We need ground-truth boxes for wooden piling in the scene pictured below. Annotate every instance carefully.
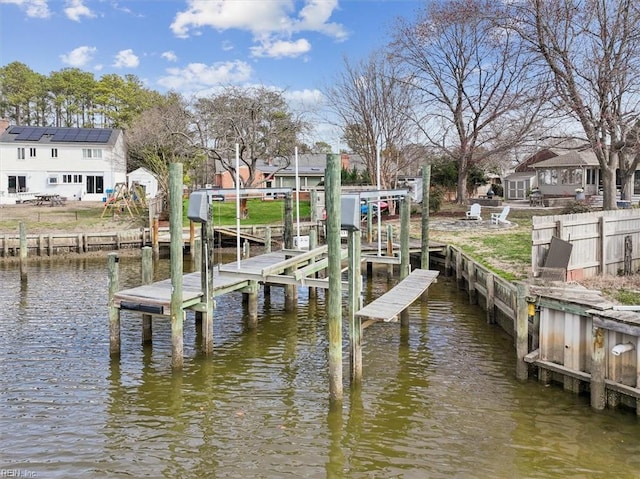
[400,196,411,328]
[386,224,394,280]
[245,281,259,328]
[348,228,363,383]
[108,253,120,356]
[141,246,153,345]
[200,214,213,355]
[486,273,495,324]
[467,259,477,305]
[152,216,160,259]
[19,222,27,280]
[326,153,343,401]
[421,164,431,270]
[515,282,529,381]
[189,220,196,259]
[284,193,297,311]
[309,227,318,300]
[169,163,184,369]
[591,325,606,410]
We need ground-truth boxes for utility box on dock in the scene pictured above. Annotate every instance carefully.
[187,190,209,223]
[341,194,360,231]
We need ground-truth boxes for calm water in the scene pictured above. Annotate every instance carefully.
[1,256,640,479]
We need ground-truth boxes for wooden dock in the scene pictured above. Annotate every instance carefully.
[356,268,440,322]
[113,246,344,315]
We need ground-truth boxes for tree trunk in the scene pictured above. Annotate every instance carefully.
[457,161,469,204]
[600,167,617,210]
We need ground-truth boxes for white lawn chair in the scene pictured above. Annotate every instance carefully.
[465,203,482,220]
[491,205,511,224]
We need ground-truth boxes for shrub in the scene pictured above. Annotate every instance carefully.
[561,200,592,214]
[429,186,445,213]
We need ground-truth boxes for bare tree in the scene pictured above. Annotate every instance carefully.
[126,93,198,200]
[326,51,419,189]
[510,0,640,209]
[194,86,307,189]
[391,0,549,204]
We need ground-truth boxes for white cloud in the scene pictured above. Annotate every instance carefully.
[170,0,347,59]
[64,0,95,21]
[0,0,50,18]
[157,60,253,92]
[60,45,96,67]
[113,49,139,68]
[250,38,311,59]
[161,51,178,62]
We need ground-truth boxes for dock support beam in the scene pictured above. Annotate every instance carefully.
[141,247,153,344]
[515,282,529,381]
[326,153,343,402]
[284,193,297,311]
[108,253,121,356]
[309,227,318,300]
[400,195,411,328]
[421,164,431,270]
[169,162,184,369]
[244,281,259,327]
[348,229,362,383]
[19,222,27,281]
[591,325,606,410]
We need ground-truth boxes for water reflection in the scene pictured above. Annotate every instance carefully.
[1,257,640,478]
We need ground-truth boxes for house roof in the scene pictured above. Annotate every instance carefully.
[504,171,535,181]
[0,125,120,146]
[532,149,599,168]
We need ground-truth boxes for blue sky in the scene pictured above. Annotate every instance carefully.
[0,0,424,145]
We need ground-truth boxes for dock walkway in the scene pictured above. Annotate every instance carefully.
[113,246,339,314]
[356,269,439,322]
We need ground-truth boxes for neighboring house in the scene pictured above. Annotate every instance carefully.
[532,149,600,197]
[127,167,159,198]
[0,125,126,204]
[504,148,565,200]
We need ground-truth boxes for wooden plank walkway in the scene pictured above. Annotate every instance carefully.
[113,247,342,315]
[113,270,250,315]
[356,269,439,322]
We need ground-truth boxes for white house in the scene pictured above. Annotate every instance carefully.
[0,125,126,204]
[127,167,159,199]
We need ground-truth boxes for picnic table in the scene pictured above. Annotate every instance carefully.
[35,194,65,206]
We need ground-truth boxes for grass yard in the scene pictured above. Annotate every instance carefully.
[189,198,312,226]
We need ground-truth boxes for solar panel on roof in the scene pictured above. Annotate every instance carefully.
[97,131,112,143]
[26,129,45,141]
[11,126,25,134]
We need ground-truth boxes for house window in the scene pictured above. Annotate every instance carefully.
[48,176,59,185]
[8,175,26,193]
[51,148,58,158]
[86,175,104,194]
[17,148,25,160]
[586,168,597,185]
[63,174,83,184]
[83,148,102,159]
[29,147,37,158]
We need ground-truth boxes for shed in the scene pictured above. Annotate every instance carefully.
[127,167,159,198]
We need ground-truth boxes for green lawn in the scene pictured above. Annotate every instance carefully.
[184,198,312,226]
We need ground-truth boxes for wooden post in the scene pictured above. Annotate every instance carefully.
[455,249,463,289]
[200,216,213,356]
[243,239,250,259]
[486,273,495,324]
[366,207,373,244]
[467,259,477,305]
[326,153,343,401]
[400,196,411,328]
[264,226,272,253]
[19,222,27,280]
[189,220,196,259]
[400,195,410,281]
[348,229,362,383]
[48,233,53,257]
[152,216,160,259]
[591,324,606,410]
[310,188,318,223]
[284,192,297,311]
[309,227,318,300]
[624,235,632,275]
[421,164,431,270]
[386,224,394,280]
[515,282,529,381]
[193,237,202,272]
[108,253,121,356]
[141,246,153,345]
[169,163,184,369]
[245,281,259,328]
[38,234,44,257]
